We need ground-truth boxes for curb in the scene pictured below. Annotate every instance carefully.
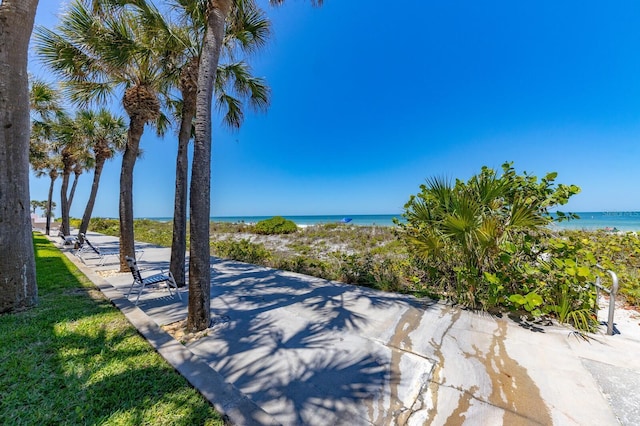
[61,247,280,426]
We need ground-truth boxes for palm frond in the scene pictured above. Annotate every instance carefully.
[225,1,271,56]
[62,80,114,107]
[216,93,244,129]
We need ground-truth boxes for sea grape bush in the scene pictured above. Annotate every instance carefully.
[558,230,640,306]
[254,216,298,235]
[397,162,603,331]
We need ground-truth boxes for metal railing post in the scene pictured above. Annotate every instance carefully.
[595,265,619,336]
[604,269,619,336]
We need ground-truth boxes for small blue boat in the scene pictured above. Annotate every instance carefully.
[340,217,353,223]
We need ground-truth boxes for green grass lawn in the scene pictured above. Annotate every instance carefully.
[0,233,223,425]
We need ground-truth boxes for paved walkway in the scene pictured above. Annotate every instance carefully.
[59,232,640,425]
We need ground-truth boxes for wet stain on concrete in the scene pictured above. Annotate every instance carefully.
[475,320,552,425]
[424,307,462,424]
[373,305,430,425]
[444,385,479,425]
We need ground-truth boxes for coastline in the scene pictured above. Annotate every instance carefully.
[136,212,640,231]
[145,214,404,227]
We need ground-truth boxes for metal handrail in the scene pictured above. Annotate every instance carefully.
[593,265,619,335]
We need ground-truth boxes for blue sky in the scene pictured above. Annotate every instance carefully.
[29,1,640,218]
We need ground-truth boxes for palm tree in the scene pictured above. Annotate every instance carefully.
[34,0,171,270]
[29,78,63,235]
[77,109,127,241]
[0,0,39,313]
[29,142,63,235]
[187,0,321,330]
[165,1,270,287]
[45,110,101,237]
[103,0,270,288]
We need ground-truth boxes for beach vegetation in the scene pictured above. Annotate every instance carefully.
[396,163,607,332]
[273,255,331,278]
[0,233,222,424]
[76,216,639,334]
[254,216,298,234]
[557,230,640,307]
[212,238,272,264]
[398,163,579,307]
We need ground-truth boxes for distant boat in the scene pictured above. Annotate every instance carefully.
[340,217,353,223]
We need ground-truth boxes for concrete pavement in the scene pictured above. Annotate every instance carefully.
[59,231,640,425]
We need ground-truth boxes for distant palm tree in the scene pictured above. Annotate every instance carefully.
[54,112,90,236]
[30,153,62,235]
[77,109,127,240]
[29,78,64,235]
[35,0,171,270]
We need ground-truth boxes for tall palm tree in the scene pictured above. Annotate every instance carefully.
[187,0,321,330]
[77,109,127,240]
[34,0,171,270]
[166,1,270,287]
[0,0,39,313]
[102,0,270,287]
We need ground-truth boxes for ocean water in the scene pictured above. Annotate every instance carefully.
[209,214,402,227]
[145,212,640,231]
[147,214,401,226]
[552,212,640,232]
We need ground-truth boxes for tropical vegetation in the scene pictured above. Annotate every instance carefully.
[396,163,606,331]
[34,0,171,270]
[76,204,639,335]
[32,0,284,332]
[29,78,63,235]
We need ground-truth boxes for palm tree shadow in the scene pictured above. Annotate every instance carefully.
[247,351,391,425]
[192,257,434,423]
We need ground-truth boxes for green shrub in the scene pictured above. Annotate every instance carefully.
[254,216,297,235]
[397,162,605,332]
[210,221,253,233]
[273,255,331,278]
[88,217,120,234]
[211,239,271,264]
[559,230,640,306]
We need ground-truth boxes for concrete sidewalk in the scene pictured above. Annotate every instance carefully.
[60,231,640,425]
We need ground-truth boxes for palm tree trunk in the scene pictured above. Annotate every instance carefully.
[170,97,196,287]
[46,173,56,235]
[188,0,232,332]
[119,117,144,271]
[68,171,81,211]
[0,0,39,314]
[79,157,106,241]
[60,170,71,236]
